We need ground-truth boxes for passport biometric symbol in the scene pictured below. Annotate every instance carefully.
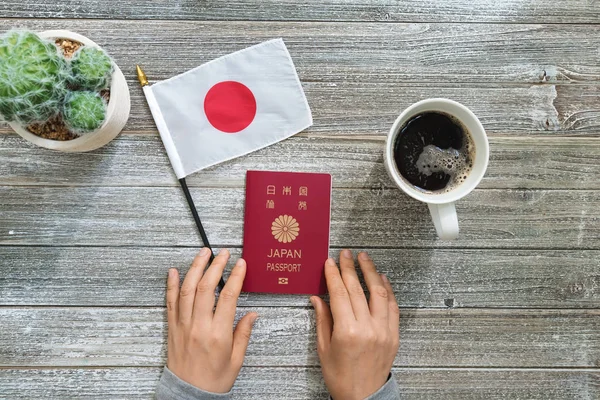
[271,214,300,243]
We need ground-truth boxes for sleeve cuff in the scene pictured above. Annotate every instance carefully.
[365,373,400,400]
[156,366,232,400]
[330,373,400,400]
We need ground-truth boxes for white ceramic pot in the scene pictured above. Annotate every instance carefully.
[9,30,131,152]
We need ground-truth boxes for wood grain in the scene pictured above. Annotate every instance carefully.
[2,3,600,400]
[0,82,581,136]
[2,134,599,190]
[1,186,598,248]
[0,367,598,399]
[4,82,599,138]
[2,20,600,86]
[117,83,600,135]
[1,246,599,308]
[1,21,600,134]
[2,0,600,23]
[1,307,599,368]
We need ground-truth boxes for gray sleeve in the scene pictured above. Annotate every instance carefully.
[365,374,400,400]
[156,367,231,400]
[330,374,400,400]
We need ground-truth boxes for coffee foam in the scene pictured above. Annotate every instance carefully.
[415,135,474,194]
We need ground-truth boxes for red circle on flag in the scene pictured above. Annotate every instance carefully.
[204,81,257,133]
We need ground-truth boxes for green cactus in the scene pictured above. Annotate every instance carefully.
[70,46,113,90]
[62,91,106,134]
[0,30,68,124]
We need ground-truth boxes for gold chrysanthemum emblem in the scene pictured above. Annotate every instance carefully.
[271,215,300,243]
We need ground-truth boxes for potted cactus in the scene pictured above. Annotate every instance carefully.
[0,29,130,152]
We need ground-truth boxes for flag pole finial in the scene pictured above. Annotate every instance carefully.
[136,65,149,87]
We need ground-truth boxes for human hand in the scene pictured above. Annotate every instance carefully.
[166,248,258,393]
[310,250,399,400]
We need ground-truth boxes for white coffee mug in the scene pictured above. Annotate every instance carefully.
[384,99,489,240]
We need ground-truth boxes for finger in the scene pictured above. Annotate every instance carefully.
[179,247,211,324]
[192,249,230,321]
[231,312,258,367]
[381,274,400,335]
[358,252,388,323]
[338,249,370,319]
[310,296,333,352]
[214,258,246,328]
[166,268,180,327]
[324,258,355,321]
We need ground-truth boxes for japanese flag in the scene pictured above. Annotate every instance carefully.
[143,39,312,179]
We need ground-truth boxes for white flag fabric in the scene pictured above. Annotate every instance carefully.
[143,39,312,179]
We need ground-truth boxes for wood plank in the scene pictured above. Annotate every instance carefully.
[2,20,600,86]
[1,79,597,137]
[1,367,598,400]
[0,82,580,135]
[1,307,598,367]
[2,21,600,134]
[1,247,599,308]
[2,0,600,23]
[2,134,599,190]
[1,186,598,249]
[392,368,600,400]
[114,82,600,135]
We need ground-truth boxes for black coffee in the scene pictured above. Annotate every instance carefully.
[393,112,475,193]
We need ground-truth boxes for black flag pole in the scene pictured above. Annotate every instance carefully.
[179,178,226,291]
[137,64,225,291]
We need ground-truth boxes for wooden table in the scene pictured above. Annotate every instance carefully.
[1,1,599,399]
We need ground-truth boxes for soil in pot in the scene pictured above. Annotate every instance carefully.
[26,38,111,141]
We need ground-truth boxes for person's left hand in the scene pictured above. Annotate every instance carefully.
[166,248,258,393]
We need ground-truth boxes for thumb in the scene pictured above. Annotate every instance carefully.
[232,312,258,366]
[310,296,333,353]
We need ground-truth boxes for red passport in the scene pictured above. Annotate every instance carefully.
[242,170,332,295]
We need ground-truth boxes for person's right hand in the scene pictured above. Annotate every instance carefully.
[166,248,258,393]
[310,250,400,400]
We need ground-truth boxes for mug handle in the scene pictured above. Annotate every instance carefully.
[428,203,459,240]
